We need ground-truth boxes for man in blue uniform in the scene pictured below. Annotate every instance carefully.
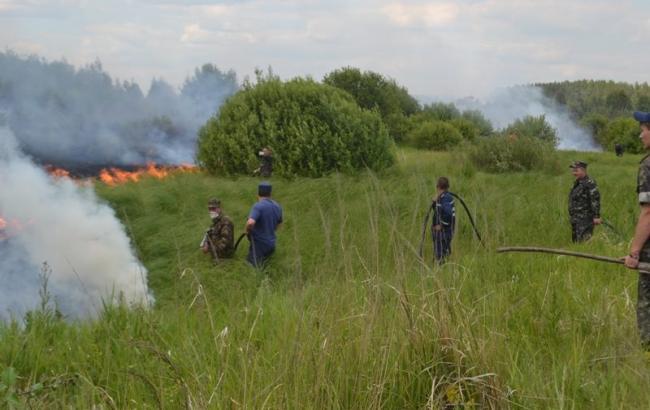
[432,177,456,263]
[246,181,283,267]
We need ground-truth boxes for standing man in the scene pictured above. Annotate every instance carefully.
[432,177,456,263]
[253,147,273,177]
[624,111,650,347]
[201,198,235,262]
[568,161,601,242]
[246,182,283,267]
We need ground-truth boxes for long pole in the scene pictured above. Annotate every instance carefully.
[497,246,650,274]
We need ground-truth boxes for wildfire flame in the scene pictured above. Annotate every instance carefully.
[0,215,33,240]
[42,162,197,186]
[99,162,197,186]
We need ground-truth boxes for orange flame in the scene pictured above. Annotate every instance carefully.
[45,165,71,179]
[0,215,34,240]
[99,162,197,186]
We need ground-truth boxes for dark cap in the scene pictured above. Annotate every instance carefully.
[207,198,221,208]
[569,161,587,169]
[634,111,650,123]
[258,181,272,196]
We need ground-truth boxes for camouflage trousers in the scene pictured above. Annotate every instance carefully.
[638,272,650,347]
[570,220,593,243]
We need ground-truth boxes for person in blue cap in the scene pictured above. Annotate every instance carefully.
[245,181,283,267]
[624,111,650,347]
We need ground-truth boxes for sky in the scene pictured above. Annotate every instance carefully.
[1,0,649,99]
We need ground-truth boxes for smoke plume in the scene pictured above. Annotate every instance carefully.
[0,127,151,320]
[0,51,238,169]
[457,85,600,151]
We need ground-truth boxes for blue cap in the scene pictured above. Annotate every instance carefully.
[258,181,272,196]
[634,111,650,123]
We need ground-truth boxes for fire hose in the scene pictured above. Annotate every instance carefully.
[418,192,484,259]
[497,246,650,274]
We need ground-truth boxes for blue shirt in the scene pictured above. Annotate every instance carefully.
[434,191,456,231]
[248,198,283,247]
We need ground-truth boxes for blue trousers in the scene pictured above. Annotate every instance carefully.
[433,228,453,263]
[247,239,275,268]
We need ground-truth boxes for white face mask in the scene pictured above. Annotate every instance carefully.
[209,211,220,219]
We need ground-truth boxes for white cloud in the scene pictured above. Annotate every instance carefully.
[381,2,459,27]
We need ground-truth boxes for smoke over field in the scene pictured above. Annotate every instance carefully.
[457,86,600,151]
[0,127,151,319]
[0,51,238,169]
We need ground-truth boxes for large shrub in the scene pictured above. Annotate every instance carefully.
[197,76,395,177]
[601,117,642,154]
[467,135,560,173]
[503,115,558,146]
[407,120,462,150]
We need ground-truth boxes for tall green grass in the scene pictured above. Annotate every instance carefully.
[1,148,649,408]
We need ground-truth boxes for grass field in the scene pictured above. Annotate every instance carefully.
[1,148,649,408]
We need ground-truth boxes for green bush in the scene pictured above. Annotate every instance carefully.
[601,117,642,153]
[503,115,558,146]
[467,135,560,173]
[461,109,493,136]
[196,76,395,177]
[450,118,479,142]
[407,120,462,150]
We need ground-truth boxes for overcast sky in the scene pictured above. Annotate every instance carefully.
[2,0,649,99]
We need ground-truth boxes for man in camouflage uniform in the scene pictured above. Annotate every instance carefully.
[201,198,235,262]
[624,111,650,347]
[254,147,273,178]
[568,161,601,242]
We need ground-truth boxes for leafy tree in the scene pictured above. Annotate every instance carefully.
[419,102,460,121]
[503,115,558,146]
[601,118,642,153]
[605,89,632,114]
[450,118,479,142]
[467,135,559,173]
[323,67,419,140]
[407,120,462,150]
[461,109,493,136]
[581,113,609,145]
[637,95,650,112]
[197,76,394,177]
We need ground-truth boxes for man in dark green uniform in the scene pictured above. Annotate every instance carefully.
[624,111,650,347]
[568,161,601,242]
[201,198,235,262]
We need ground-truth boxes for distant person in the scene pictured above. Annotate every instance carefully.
[246,182,283,267]
[201,198,235,262]
[624,111,650,347]
[615,143,624,157]
[432,177,456,263]
[568,161,601,242]
[253,147,273,177]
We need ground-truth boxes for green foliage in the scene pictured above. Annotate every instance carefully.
[450,118,479,142]
[4,150,650,407]
[323,67,420,141]
[581,113,609,144]
[419,102,460,121]
[503,115,559,146]
[637,95,650,112]
[408,120,463,150]
[601,117,642,154]
[197,75,395,177]
[605,89,633,114]
[323,67,420,118]
[466,135,561,173]
[461,109,493,136]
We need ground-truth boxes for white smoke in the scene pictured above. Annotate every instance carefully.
[457,85,600,151]
[0,51,238,169]
[0,127,151,320]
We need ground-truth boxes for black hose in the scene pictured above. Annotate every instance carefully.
[418,202,434,258]
[448,192,485,247]
[233,232,248,253]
